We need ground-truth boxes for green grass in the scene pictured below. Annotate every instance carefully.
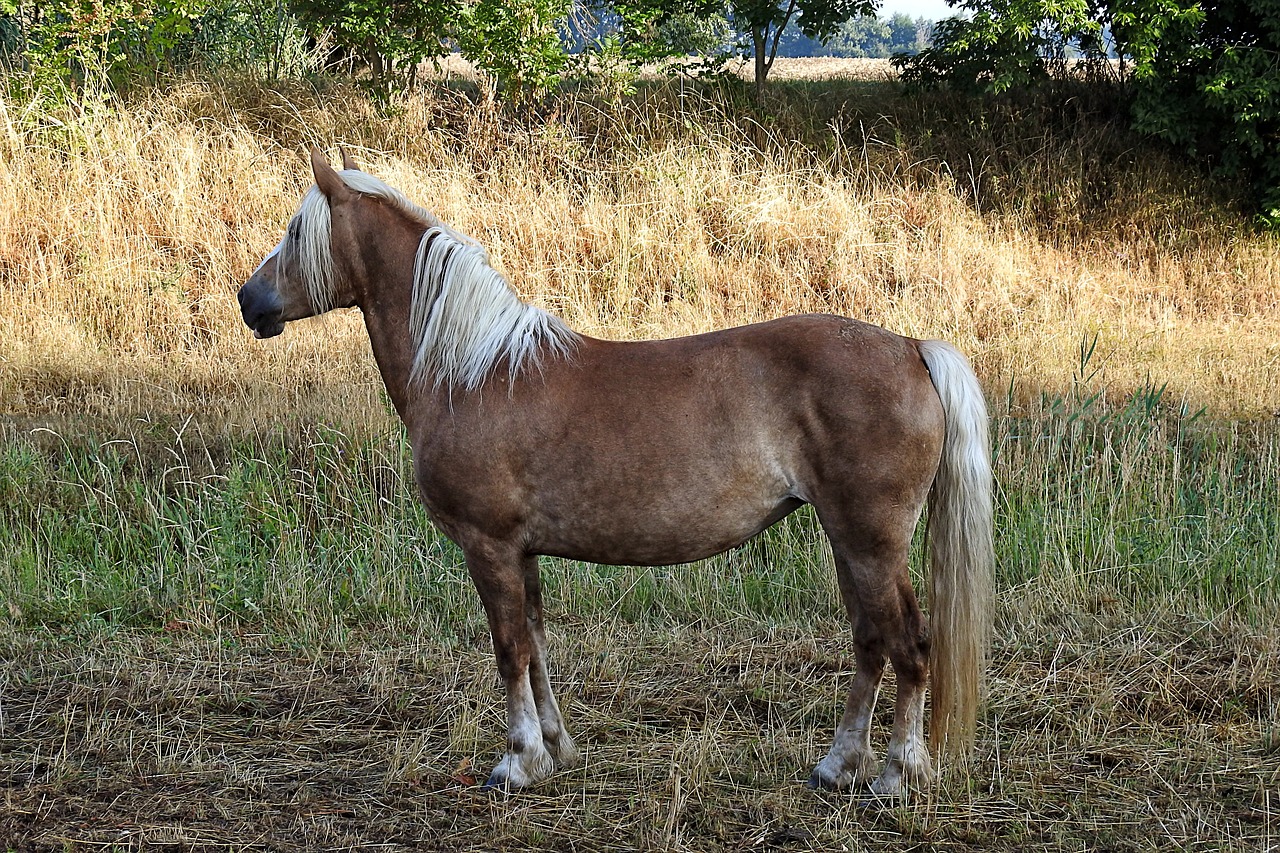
[996,388,1280,620]
[4,381,1277,640]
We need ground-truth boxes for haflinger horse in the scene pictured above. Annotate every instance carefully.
[238,147,994,795]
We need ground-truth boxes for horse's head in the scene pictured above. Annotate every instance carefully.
[238,146,361,339]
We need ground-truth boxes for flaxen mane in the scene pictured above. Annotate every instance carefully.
[282,170,579,390]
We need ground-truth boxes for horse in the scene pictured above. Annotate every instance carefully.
[238,147,994,794]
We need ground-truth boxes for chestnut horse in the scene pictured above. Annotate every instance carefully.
[238,148,994,794]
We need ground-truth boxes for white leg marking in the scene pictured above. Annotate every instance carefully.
[812,681,881,789]
[872,689,934,796]
[490,670,556,789]
[529,629,579,768]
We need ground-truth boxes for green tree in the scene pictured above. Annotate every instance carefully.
[604,0,875,98]
[826,12,927,57]
[1122,0,1280,223]
[288,0,456,90]
[895,0,1280,223]
[829,11,891,56]
[1,0,208,96]
[600,0,732,68]
[885,11,925,52]
[826,12,926,57]
[733,0,875,98]
[895,0,1107,92]
[190,0,322,80]
[454,0,573,103]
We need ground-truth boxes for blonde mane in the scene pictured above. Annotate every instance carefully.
[284,169,579,391]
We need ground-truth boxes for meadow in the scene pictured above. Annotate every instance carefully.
[1,63,1278,849]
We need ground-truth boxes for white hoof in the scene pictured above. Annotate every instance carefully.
[871,756,933,797]
[546,730,580,769]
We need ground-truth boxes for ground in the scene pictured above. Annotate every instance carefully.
[2,608,1275,851]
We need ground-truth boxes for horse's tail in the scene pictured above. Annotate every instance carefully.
[918,339,994,759]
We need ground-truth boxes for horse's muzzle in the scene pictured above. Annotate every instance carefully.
[237,278,285,339]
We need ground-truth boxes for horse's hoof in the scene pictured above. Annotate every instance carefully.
[480,774,511,794]
[807,766,852,791]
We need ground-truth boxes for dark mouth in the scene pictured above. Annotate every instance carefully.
[252,321,286,339]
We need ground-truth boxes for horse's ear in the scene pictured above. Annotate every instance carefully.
[340,146,360,171]
[309,145,352,202]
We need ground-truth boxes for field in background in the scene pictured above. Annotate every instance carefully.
[1,68,1279,849]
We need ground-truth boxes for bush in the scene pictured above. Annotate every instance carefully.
[895,0,1280,225]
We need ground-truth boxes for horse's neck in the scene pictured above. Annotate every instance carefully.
[362,296,417,421]
[356,219,427,423]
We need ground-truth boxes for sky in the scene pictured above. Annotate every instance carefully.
[875,0,961,20]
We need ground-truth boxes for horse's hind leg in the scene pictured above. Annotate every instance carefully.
[812,533,934,795]
[463,543,556,790]
[523,555,579,768]
[865,571,933,796]
[809,600,886,790]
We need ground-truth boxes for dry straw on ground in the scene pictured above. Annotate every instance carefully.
[2,610,1277,850]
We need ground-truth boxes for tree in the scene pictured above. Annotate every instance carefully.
[894,0,1108,93]
[885,11,926,53]
[454,0,573,103]
[289,0,456,90]
[0,0,209,96]
[894,0,1280,224]
[1122,0,1280,223]
[604,0,875,99]
[825,12,927,57]
[732,0,875,98]
[829,13,891,56]
[600,0,733,68]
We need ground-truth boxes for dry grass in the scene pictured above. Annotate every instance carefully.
[428,55,902,83]
[762,57,901,81]
[1,76,1278,434]
[2,610,1276,850]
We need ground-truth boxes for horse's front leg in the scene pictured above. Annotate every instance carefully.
[464,543,556,790]
[522,555,579,769]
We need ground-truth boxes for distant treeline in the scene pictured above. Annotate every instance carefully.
[761,13,932,58]
[0,1,933,101]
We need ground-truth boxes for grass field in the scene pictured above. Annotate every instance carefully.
[2,61,1279,849]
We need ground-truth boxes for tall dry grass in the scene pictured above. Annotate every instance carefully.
[1,75,1277,433]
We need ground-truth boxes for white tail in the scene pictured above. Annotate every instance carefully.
[918,339,994,757]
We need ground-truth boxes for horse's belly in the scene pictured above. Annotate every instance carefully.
[533,491,803,567]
